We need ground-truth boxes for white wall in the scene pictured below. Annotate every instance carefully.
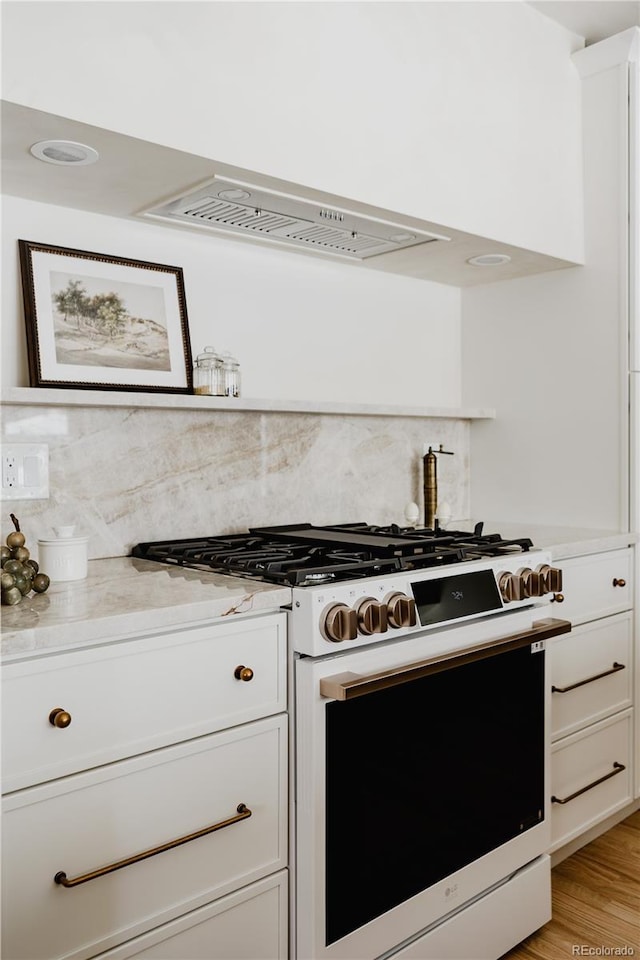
[1,1,584,263]
[462,63,628,531]
[1,195,461,405]
[462,266,626,529]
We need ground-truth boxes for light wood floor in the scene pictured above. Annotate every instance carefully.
[501,811,640,960]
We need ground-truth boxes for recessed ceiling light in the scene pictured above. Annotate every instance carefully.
[389,232,416,243]
[218,188,251,201]
[30,140,99,166]
[467,253,512,267]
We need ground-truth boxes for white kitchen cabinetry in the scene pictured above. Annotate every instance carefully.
[573,27,640,801]
[549,548,635,853]
[2,614,286,794]
[1,612,288,960]
[552,550,633,626]
[631,55,640,375]
[92,874,288,960]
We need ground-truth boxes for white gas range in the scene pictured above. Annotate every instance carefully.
[134,521,571,960]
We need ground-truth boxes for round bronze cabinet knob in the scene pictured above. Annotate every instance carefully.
[550,593,565,603]
[234,665,254,682]
[612,578,626,588]
[49,708,72,729]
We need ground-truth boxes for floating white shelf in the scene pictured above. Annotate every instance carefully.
[1,387,495,420]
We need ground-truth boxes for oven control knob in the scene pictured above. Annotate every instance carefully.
[499,572,526,602]
[517,567,543,598]
[322,603,358,643]
[355,597,389,635]
[385,592,417,629]
[536,564,563,594]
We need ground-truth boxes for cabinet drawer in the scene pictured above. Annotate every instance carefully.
[550,612,633,741]
[96,872,288,960]
[1,715,287,960]
[2,612,286,791]
[556,549,632,625]
[550,710,633,852]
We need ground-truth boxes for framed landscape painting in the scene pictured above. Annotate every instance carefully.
[18,241,193,393]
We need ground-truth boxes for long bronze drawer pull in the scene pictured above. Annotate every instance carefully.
[551,763,625,805]
[552,662,625,694]
[54,803,252,889]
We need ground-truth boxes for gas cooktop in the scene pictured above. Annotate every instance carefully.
[132,521,534,587]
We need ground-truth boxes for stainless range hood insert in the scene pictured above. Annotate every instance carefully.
[142,177,450,260]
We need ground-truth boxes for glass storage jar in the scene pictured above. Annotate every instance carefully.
[221,353,241,397]
[193,347,223,396]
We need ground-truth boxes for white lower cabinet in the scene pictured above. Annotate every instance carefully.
[555,549,632,626]
[549,548,635,855]
[1,612,288,960]
[95,872,288,960]
[2,613,286,793]
[550,612,633,741]
[550,710,633,850]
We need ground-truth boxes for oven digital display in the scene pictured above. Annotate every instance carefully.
[411,569,502,625]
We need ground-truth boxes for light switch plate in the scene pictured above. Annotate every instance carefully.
[1,443,49,500]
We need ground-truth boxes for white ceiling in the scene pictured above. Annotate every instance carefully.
[528,1,640,43]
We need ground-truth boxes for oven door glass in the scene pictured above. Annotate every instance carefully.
[325,641,545,946]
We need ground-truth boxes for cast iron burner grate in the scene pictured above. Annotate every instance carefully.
[325,521,534,556]
[132,522,534,587]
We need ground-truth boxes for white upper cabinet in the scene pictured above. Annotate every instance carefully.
[631,59,640,373]
[573,29,640,373]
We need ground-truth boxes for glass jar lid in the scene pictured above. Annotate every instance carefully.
[220,351,239,367]
[195,346,222,367]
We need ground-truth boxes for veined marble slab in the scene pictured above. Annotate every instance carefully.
[1,557,291,661]
[0,402,471,561]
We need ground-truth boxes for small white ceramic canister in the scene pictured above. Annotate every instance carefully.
[38,526,89,582]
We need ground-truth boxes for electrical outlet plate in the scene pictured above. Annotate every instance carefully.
[1,443,49,500]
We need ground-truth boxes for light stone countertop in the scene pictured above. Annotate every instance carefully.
[1,557,292,662]
[478,520,637,560]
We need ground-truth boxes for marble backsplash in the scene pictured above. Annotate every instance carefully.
[1,403,470,560]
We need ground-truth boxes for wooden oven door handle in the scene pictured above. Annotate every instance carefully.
[320,618,572,701]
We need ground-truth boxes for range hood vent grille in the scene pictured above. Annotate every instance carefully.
[143,178,449,260]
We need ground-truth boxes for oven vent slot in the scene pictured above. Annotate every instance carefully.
[142,178,449,260]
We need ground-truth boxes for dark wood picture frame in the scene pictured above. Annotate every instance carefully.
[19,240,193,393]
